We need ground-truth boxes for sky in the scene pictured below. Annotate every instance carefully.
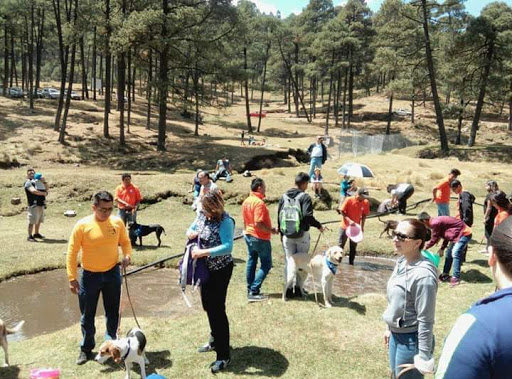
[244,0,512,18]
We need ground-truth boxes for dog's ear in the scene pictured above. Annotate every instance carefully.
[110,345,122,363]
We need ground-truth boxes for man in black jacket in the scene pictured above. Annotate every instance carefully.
[278,172,325,298]
[307,136,327,181]
[450,180,475,263]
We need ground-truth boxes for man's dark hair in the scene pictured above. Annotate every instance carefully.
[295,172,310,186]
[93,191,114,206]
[450,179,462,189]
[27,168,35,173]
[490,217,512,276]
[251,178,265,192]
[450,169,461,177]
[122,173,131,180]
[199,170,210,179]
[417,212,431,221]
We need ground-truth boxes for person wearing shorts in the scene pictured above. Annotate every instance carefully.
[24,168,48,242]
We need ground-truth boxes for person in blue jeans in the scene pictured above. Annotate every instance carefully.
[383,219,438,379]
[242,178,279,302]
[307,136,327,181]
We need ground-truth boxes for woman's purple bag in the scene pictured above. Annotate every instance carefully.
[178,238,209,307]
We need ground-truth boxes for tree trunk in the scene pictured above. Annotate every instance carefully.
[80,36,88,99]
[348,49,354,127]
[59,41,77,143]
[35,8,44,90]
[157,0,169,151]
[243,46,252,132]
[456,95,463,145]
[92,27,97,100]
[52,0,69,132]
[146,50,152,130]
[194,59,200,136]
[10,33,17,87]
[293,43,299,117]
[104,0,111,138]
[334,69,342,128]
[118,49,126,146]
[2,25,8,96]
[325,52,335,135]
[127,50,131,133]
[28,4,35,110]
[386,92,393,135]
[342,68,348,129]
[411,92,415,124]
[257,40,270,133]
[421,0,448,152]
[468,40,494,147]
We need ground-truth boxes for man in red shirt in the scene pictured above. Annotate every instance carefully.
[338,187,370,265]
[114,173,142,225]
[432,168,460,216]
[242,178,279,302]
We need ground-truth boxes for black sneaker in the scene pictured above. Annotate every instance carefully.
[27,236,37,242]
[285,287,295,299]
[197,343,215,353]
[76,351,92,365]
[247,293,268,302]
[439,273,451,283]
[210,359,230,373]
[33,233,45,239]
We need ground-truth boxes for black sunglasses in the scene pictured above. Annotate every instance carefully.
[392,231,414,242]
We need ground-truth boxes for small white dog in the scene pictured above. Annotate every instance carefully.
[283,246,343,308]
[95,327,149,379]
[0,319,25,367]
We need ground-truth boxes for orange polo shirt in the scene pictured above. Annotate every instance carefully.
[114,183,142,209]
[494,210,510,227]
[434,178,451,204]
[340,196,370,229]
[242,191,272,240]
[66,215,132,281]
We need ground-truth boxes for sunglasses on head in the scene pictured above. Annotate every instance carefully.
[392,231,414,242]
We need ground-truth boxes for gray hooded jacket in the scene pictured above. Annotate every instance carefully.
[382,256,438,359]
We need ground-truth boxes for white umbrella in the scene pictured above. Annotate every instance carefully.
[337,162,374,178]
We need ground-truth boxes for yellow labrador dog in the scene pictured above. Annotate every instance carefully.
[0,319,25,367]
[283,246,343,307]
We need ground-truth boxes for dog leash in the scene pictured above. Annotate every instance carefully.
[122,265,142,329]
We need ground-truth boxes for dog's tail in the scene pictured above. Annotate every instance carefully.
[6,320,24,334]
[377,216,387,224]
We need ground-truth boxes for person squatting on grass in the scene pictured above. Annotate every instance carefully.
[491,190,512,228]
[307,135,327,181]
[242,178,279,302]
[337,187,370,265]
[66,191,132,365]
[418,212,472,287]
[383,219,438,379]
[24,168,48,242]
[432,168,460,216]
[435,217,512,378]
[114,173,142,225]
[483,180,499,252]
[387,183,415,215]
[187,190,234,374]
[278,172,325,299]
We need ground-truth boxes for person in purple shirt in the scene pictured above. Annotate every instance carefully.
[417,212,472,287]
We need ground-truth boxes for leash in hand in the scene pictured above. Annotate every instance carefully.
[122,265,141,329]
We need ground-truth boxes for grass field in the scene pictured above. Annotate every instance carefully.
[0,91,511,378]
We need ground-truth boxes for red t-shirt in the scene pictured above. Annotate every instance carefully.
[434,178,451,204]
[114,184,142,209]
[495,210,510,227]
[242,192,272,240]
[340,196,370,229]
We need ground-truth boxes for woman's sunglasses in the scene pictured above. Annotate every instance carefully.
[392,231,414,242]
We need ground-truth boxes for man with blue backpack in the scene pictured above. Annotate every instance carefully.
[278,172,325,299]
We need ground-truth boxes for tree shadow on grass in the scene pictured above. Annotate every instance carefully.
[463,269,492,284]
[99,349,172,376]
[229,346,288,377]
[467,259,488,268]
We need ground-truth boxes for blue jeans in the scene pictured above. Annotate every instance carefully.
[309,157,323,180]
[442,234,472,279]
[118,209,137,225]
[245,235,272,295]
[389,331,423,379]
[436,203,450,216]
[78,265,122,352]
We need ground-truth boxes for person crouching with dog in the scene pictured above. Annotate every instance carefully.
[383,219,438,379]
[114,173,142,225]
[186,190,234,373]
[66,191,132,365]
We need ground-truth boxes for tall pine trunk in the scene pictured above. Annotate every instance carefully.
[257,40,270,133]
[2,25,8,96]
[92,27,97,100]
[146,50,152,130]
[157,0,169,151]
[243,47,252,132]
[104,0,111,138]
[35,8,44,90]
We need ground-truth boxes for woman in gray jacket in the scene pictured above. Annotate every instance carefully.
[383,219,438,378]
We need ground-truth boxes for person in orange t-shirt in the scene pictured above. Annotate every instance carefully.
[338,187,370,265]
[491,191,511,228]
[114,173,142,225]
[66,191,132,365]
[432,168,460,216]
[242,178,279,301]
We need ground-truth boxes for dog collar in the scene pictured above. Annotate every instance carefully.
[122,339,131,360]
[325,256,338,275]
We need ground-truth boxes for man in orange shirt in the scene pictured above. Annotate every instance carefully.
[432,169,460,216]
[338,187,370,265]
[66,191,132,365]
[114,173,142,225]
[242,178,279,302]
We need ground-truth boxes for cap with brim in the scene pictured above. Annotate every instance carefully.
[346,223,363,243]
[357,187,369,198]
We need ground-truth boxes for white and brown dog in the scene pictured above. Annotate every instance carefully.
[95,327,149,379]
[0,319,25,367]
[283,246,344,307]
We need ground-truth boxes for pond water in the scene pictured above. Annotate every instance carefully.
[0,256,395,340]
